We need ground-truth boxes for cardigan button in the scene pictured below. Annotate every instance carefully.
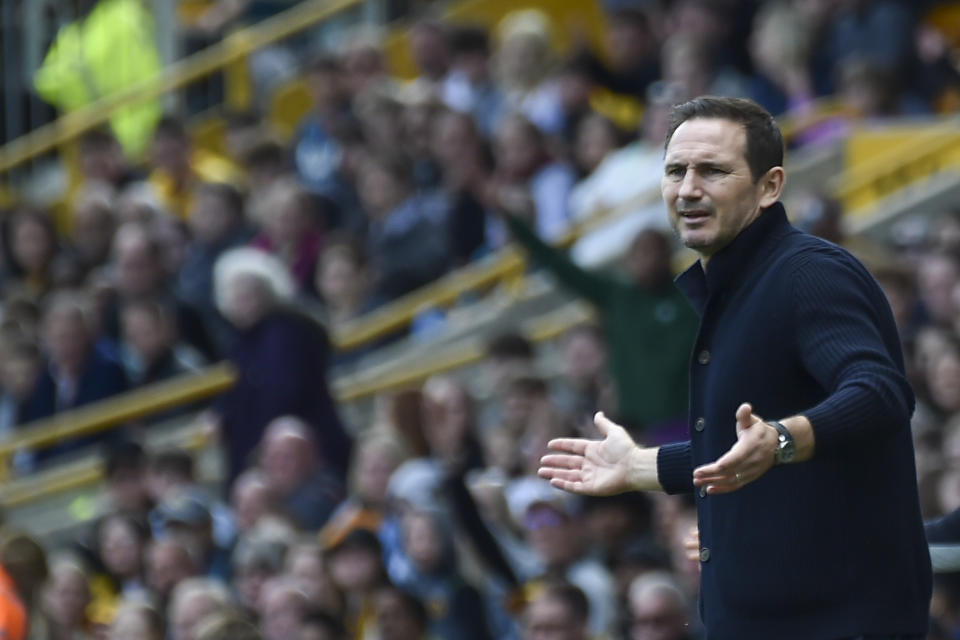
[700,547,711,562]
[697,349,711,365]
[699,486,707,498]
[694,417,705,432]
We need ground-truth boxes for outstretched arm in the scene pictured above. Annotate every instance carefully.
[538,412,663,495]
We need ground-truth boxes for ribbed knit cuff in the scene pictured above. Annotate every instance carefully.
[657,441,694,495]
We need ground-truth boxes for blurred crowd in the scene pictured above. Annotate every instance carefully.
[1,0,960,639]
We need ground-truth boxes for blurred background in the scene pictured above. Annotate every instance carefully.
[0,0,958,638]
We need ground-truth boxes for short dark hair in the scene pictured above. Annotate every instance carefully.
[449,25,490,55]
[195,181,245,219]
[149,448,195,481]
[104,440,146,479]
[302,610,347,638]
[486,332,535,360]
[536,581,590,625]
[154,116,189,142]
[664,96,783,182]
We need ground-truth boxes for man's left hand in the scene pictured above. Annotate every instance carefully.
[692,403,778,494]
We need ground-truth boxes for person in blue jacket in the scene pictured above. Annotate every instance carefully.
[539,96,931,639]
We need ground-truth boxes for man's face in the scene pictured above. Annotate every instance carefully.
[662,118,769,260]
[629,592,688,640]
[524,594,585,640]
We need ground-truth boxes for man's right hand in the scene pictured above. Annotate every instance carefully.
[538,412,660,495]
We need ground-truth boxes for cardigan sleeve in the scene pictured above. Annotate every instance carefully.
[791,254,914,452]
[657,441,694,494]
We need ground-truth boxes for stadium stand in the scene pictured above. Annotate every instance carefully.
[0,0,959,638]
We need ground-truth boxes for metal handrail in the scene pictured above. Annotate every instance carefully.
[0,363,236,462]
[0,0,365,176]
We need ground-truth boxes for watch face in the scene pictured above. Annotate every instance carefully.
[777,438,796,463]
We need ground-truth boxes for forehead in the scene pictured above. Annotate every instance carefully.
[664,118,747,165]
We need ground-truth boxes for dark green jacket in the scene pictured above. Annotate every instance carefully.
[507,215,697,432]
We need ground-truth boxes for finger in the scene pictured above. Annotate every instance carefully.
[539,454,584,471]
[548,478,585,493]
[547,438,589,455]
[539,468,584,483]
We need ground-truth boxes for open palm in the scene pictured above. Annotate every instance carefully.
[538,412,639,496]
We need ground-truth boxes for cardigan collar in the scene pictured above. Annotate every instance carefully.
[675,202,790,314]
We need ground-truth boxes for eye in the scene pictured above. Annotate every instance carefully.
[665,166,684,178]
[703,166,727,176]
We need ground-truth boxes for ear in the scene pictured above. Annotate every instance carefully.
[757,166,786,209]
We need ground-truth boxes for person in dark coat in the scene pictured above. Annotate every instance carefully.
[22,290,129,465]
[539,97,931,639]
[211,247,351,484]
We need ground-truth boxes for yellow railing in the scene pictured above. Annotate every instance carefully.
[0,363,237,479]
[0,0,365,176]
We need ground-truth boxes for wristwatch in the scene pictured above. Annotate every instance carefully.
[768,421,796,465]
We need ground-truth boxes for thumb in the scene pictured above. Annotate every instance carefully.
[594,411,621,438]
[735,403,755,434]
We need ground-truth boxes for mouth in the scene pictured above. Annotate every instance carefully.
[678,209,712,223]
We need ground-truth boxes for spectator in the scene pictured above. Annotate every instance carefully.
[300,609,347,640]
[250,178,324,295]
[294,55,353,200]
[177,181,252,355]
[430,109,493,263]
[408,20,452,96]
[421,376,485,472]
[627,571,696,640]
[550,325,616,429]
[212,248,351,482]
[313,240,376,330]
[192,611,262,640]
[494,10,565,136]
[571,113,623,179]
[146,448,235,549]
[258,416,345,532]
[107,222,217,360]
[99,440,151,518]
[120,299,205,387]
[108,600,165,640]
[230,470,279,536]
[92,512,151,608]
[358,153,451,301]
[232,536,288,618]
[70,184,119,273]
[146,537,200,609]
[919,252,959,329]
[77,128,141,192]
[284,543,343,618]
[487,113,576,243]
[167,578,232,640]
[259,577,309,640]
[442,25,505,136]
[321,430,408,551]
[522,581,590,640]
[0,528,47,640]
[502,212,697,438]
[42,557,94,640]
[0,335,41,441]
[147,117,240,221]
[21,290,128,462]
[154,492,231,583]
[513,484,616,636]
[324,529,388,637]
[371,585,430,640]
[5,208,58,300]
[573,7,661,100]
[745,1,815,117]
[389,508,492,640]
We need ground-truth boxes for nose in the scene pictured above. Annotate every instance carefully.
[678,170,702,200]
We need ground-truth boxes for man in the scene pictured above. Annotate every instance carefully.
[628,571,696,640]
[503,214,697,438]
[523,581,590,640]
[539,96,931,639]
[258,416,344,532]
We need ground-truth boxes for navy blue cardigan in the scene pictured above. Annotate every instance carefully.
[657,204,931,639]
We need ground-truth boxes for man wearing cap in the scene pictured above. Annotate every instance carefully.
[155,491,231,582]
[539,97,931,639]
